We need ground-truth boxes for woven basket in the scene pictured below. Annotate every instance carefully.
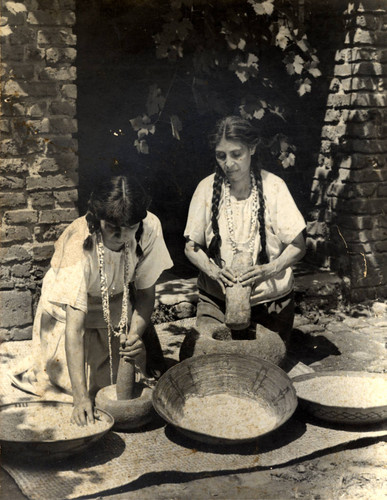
[153,353,297,445]
[0,401,114,462]
[293,371,387,425]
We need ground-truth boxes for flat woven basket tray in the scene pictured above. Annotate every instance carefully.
[292,371,387,425]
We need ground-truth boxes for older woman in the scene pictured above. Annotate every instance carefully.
[184,116,306,346]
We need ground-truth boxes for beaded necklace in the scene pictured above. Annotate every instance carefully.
[96,232,131,384]
[224,171,258,256]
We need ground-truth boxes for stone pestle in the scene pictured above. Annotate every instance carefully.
[225,251,253,330]
[115,357,135,400]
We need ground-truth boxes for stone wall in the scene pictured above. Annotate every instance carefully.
[306,0,387,302]
[0,0,78,341]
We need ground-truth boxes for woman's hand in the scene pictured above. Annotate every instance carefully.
[208,261,236,294]
[71,395,95,426]
[238,262,278,287]
[119,333,144,361]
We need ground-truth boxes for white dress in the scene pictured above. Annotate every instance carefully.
[184,170,306,305]
[11,213,173,399]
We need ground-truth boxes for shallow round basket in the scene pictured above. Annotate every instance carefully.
[0,401,114,462]
[153,353,297,445]
[292,371,387,425]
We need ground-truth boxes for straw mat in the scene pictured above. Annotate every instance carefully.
[1,342,386,500]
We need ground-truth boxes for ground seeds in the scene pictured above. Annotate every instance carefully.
[179,393,277,440]
[0,405,110,441]
[294,375,387,408]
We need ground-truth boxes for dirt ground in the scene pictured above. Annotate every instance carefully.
[1,296,386,500]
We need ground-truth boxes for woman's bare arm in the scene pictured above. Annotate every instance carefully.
[65,305,95,426]
[184,239,236,294]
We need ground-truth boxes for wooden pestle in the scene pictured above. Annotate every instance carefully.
[225,251,253,330]
[116,357,135,400]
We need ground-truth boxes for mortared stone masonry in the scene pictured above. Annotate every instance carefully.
[0,0,78,341]
[307,0,387,302]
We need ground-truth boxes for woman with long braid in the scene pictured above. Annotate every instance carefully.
[184,116,306,346]
[10,172,173,425]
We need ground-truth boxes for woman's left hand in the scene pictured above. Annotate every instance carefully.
[119,333,144,360]
[238,262,278,287]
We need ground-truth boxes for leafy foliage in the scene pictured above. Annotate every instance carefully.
[129,0,321,168]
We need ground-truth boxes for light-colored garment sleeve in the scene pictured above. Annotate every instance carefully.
[45,217,91,314]
[270,176,306,245]
[184,175,213,247]
[135,212,173,290]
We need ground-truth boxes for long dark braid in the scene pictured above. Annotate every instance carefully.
[208,165,225,266]
[252,164,269,264]
[208,115,269,266]
[135,221,144,258]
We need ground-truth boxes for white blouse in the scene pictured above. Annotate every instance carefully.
[184,170,306,304]
[40,213,173,326]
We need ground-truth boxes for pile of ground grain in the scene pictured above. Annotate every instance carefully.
[179,393,278,440]
[294,375,387,408]
[0,405,110,441]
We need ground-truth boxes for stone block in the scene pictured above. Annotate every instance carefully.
[343,182,378,198]
[0,290,32,328]
[27,10,75,26]
[0,177,25,190]
[9,26,36,46]
[0,326,33,341]
[30,192,55,209]
[48,117,77,134]
[26,102,47,117]
[1,44,24,61]
[49,99,76,115]
[53,189,78,205]
[0,139,21,155]
[46,47,77,64]
[0,192,26,209]
[26,174,77,191]
[34,223,67,242]
[0,245,30,264]
[4,210,38,225]
[46,136,78,155]
[9,63,35,80]
[0,225,32,243]
[11,262,33,278]
[171,301,196,320]
[39,66,77,81]
[31,243,54,261]
[342,198,387,215]
[350,138,387,153]
[0,158,28,174]
[37,28,76,46]
[351,92,386,107]
[28,82,58,97]
[327,93,351,107]
[60,84,77,99]
[0,119,11,133]
[31,157,59,173]
[39,208,78,223]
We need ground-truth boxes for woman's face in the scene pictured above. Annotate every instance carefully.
[215,138,255,183]
[100,220,140,251]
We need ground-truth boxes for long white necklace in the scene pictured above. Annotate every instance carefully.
[224,171,258,256]
[96,232,131,384]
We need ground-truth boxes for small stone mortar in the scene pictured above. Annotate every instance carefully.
[95,357,154,431]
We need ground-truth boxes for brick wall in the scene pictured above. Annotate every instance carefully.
[0,0,78,340]
[307,0,387,302]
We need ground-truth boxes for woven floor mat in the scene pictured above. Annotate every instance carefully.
[1,341,386,500]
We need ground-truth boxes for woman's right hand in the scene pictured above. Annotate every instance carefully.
[208,261,236,294]
[71,395,95,426]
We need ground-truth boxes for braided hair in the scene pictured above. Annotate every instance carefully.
[208,115,269,265]
[83,174,151,258]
